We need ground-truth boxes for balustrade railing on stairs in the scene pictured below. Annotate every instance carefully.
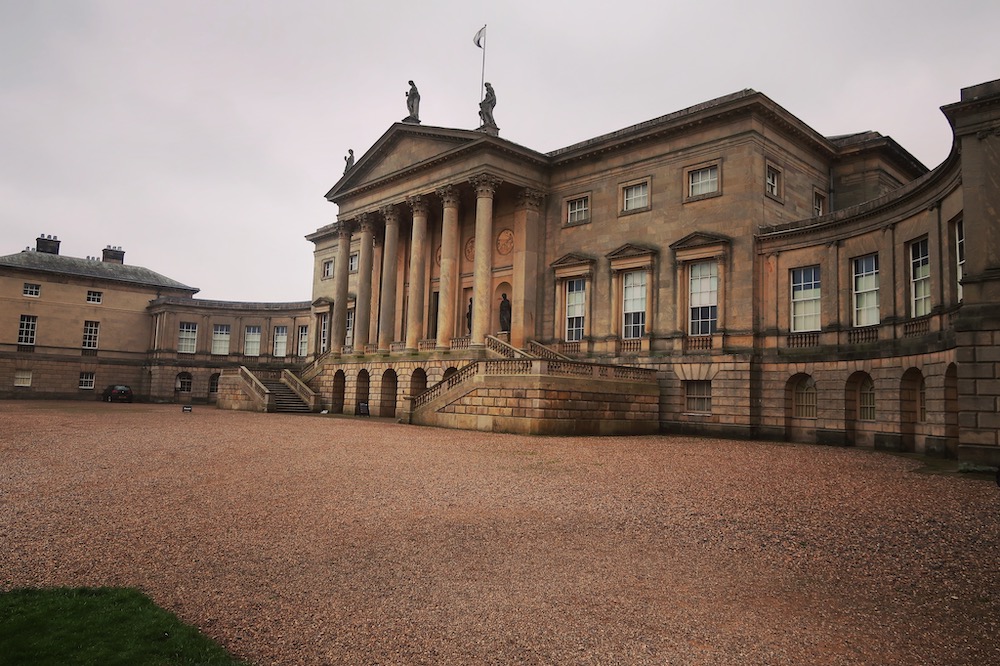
[409,354,657,413]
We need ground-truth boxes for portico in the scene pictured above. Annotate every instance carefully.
[309,123,549,360]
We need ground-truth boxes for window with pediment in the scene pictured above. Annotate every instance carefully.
[670,233,729,342]
[551,253,596,344]
[606,244,657,341]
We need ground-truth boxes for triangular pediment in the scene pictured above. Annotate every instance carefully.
[605,243,658,260]
[326,124,487,201]
[669,232,731,251]
[550,252,595,268]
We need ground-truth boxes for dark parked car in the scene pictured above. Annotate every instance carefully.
[100,385,133,402]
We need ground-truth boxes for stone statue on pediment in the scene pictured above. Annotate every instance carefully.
[478,82,498,135]
[343,149,354,174]
[404,80,420,124]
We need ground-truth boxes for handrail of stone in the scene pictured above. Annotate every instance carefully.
[282,369,318,411]
[485,335,531,359]
[527,340,573,361]
[411,361,481,410]
[239,365,275,412]
[299,350,331,382]
[547,360,594,377]
[484,359,534,375]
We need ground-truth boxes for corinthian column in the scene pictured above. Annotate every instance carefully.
[354,214,376,352]
[330,221,354,354]
[470,174,502,345]
[436,185,461,349]
[377,206,400,353]
[405,195,430,351]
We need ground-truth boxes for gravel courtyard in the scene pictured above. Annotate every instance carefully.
[2,401,999,665]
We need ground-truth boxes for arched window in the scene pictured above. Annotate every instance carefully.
[859,376,876,421]
[209,373,221,394]
[793,376,817,418]
[176,372,193,393]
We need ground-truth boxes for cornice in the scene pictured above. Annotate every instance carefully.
[756,147,962,246]
[548,91,838,167]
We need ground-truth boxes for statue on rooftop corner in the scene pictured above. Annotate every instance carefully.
[479,83,497,129]
[343,149,354,174]
[404,80,420,123]
[478,82,497,134]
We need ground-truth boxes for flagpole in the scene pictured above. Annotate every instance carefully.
[477,25,487,101]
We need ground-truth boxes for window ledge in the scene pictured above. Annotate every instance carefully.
[618,206,650,217]
[684,191,722,204]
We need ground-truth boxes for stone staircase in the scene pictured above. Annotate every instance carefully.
[405,337,660,435]
[259,378,312,413]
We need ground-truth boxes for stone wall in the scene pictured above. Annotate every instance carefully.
[414,373,659,435]
[0,355,147,400]
[215,374,257,412]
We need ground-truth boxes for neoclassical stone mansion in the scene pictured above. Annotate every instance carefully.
[3,79,1000,465]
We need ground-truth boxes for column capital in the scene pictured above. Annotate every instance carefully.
[380,204,400,226]
[357,212,377,235]
[470,174,503,198]
[335,220,356,238]
[516,187,545,211]
[436,184,461,208]
[406,194,430,216]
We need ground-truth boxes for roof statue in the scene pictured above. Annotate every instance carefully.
[343,149,354,174]
[403,80,420,124]
[478,82,498,135]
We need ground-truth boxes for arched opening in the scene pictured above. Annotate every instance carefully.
[944,363,959,458]
[331,370,346,413]
[844,371,874,447]
[356,369,370,415]
[900,368,924,452]
[410,368,428,396]
[175,372,193,400]
[442,366,459,379]
[380,369,398,418]
[208,373,221,402]
[784,373,816,442]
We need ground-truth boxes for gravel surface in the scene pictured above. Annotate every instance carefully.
[2,401,999,665]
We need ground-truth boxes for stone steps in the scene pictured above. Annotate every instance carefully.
[259,379,312,413]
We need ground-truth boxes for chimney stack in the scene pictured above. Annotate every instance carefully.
[35,234,61,255]
[102,245,125,264]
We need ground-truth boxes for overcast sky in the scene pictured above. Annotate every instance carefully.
[2,0,997,301]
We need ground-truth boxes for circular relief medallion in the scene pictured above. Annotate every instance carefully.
[464,237,476,262]
[435,245,442,266]
[496,229,514,255]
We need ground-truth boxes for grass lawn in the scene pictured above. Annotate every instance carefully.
[0,588,250,665]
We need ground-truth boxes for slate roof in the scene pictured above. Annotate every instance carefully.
[0,250,198,293]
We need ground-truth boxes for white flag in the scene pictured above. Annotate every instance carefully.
[473,26,486,48]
